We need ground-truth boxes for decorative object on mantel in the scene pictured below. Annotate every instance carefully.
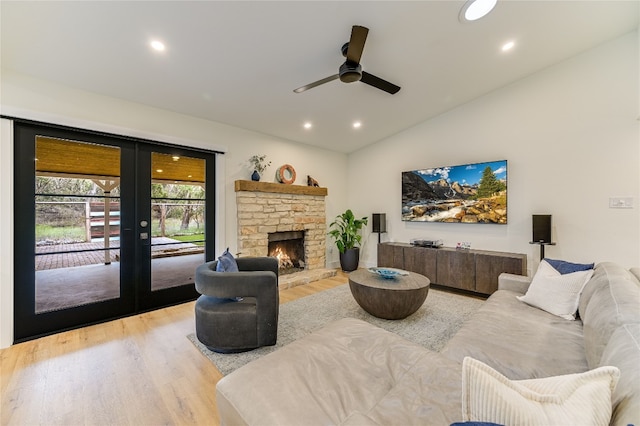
[249,154,271,181]
[307,175,320,187]
[276,164,296,185]
[329,209,368,272]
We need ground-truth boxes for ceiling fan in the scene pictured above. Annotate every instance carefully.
[293,25,401,95]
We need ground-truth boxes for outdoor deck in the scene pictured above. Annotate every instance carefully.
[34,237,205,313]
[35,237,203,270]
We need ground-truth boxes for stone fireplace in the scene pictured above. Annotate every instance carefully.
[235,180,332,287]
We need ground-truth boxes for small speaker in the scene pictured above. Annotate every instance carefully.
[532,215,552,243]
[372,213,386,233]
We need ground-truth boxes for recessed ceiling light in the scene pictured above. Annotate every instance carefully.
[501,40,515,52]
[459,0,497,22]
[352,121,362,129]
[150,40,166,52]
[156,169,163,173]
[303,122,312,129]
[172,155,180,161]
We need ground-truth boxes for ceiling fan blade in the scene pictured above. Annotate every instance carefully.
[293,74,339,93]
[360,71,401,94]
[346,25,369,64]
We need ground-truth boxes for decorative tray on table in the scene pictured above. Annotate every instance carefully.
[367,267,409,280]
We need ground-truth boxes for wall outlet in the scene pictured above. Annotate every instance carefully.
[609,197,634,209]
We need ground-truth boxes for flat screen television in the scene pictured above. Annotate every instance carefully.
[402,160,507,224]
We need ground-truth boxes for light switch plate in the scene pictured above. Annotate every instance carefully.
[609,197,634,209]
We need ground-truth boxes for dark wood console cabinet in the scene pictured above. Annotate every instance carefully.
[377,242,527,296]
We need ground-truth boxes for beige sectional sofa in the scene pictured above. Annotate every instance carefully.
[216,262,640,425]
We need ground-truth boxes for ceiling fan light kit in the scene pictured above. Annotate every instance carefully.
[339,62,362,83]
[293,25,401,95]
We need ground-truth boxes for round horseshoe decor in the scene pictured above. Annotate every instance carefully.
[276,164,296,184]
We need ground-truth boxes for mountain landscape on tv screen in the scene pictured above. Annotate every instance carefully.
[402,160,507,224]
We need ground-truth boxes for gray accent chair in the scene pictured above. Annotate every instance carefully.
[194,257,279,353]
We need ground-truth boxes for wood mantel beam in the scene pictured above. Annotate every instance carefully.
[234,180,328,196]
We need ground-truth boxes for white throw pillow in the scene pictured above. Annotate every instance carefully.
[462,357,620,426]
[517,259,593,320]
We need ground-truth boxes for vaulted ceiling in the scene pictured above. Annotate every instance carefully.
[2,1,638,153]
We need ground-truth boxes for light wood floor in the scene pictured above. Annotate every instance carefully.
[0,272,348,425]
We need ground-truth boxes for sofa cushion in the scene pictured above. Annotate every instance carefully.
[462,357,619,426]
[578,262,640,368]
[340,354,465,426]
[599,323,640,426]
[216,318,464,426]
[450,423,503,426]
[441,290,588,380]
[517,260,593,320]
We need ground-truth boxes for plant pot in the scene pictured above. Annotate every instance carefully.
[251,170,260,181]
[339,247,360,272]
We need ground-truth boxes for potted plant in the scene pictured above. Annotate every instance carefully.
[249,154,271,181]
[328,209,368,272]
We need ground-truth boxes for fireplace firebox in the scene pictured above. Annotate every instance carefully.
[268,231,305,275]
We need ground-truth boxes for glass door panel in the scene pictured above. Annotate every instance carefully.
[150,153,206,291]
[35,137,122,313]
[14,121,216,342]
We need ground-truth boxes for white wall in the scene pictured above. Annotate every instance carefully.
[349,32,640,273]
[0,72,348,347]
[0,119,14,348]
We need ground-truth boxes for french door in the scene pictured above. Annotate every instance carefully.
[13,121,217,342]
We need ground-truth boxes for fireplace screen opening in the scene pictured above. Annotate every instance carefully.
[268,231,305,275]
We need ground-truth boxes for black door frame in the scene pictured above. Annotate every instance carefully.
[12,119,218,342]
[135,143,217,311]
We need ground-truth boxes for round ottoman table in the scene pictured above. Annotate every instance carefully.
[348,268,430,320]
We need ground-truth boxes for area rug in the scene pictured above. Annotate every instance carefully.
[187,284,484,376]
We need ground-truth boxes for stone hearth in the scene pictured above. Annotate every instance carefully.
[235,180,334,288]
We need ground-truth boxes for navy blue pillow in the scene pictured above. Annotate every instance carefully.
[450,423,503,426]
[216,248,239,272]
[544,258,594,275]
